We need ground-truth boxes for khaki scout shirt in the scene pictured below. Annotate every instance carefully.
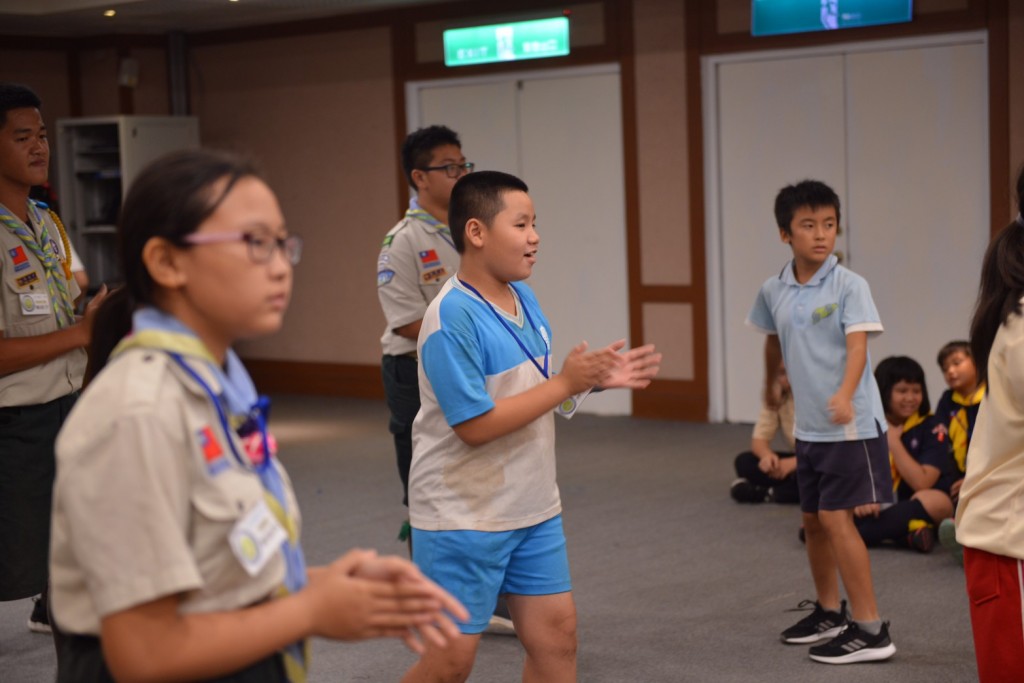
[957,302,1024,561]
[0,205,85,407]
[51,348,297,635]
[377,213,460,356]
[752,390,796,449]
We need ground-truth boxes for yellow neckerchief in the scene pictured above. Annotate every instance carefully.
[890,412,928,493]
[949,384,985,473]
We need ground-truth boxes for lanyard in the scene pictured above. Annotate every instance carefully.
[170,352,273,475]
[457,278,549,379]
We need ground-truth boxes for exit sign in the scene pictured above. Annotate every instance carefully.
[444,17,570,67]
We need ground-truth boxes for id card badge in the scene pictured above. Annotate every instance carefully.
[19,292,49,316]
[229,498,288,577]
[556,389,592,419]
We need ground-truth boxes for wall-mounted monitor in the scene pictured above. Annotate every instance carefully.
[444,17,570,68]
[752,0,913,37]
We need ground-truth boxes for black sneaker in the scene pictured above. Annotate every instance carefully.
[780,600,848,644]
[730,478,770,503]
[907,526,936,553]
[28,595,51,634]
[809,621,896,664]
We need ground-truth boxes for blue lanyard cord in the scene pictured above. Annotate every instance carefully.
[170,353,272,474]
[457,279,549,379]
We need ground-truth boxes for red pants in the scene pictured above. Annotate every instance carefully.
[965,547,1024,682]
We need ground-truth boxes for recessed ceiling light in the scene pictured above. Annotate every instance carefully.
[103,9,115,17]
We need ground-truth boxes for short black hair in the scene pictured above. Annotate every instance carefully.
[937,340,972,370]
[875,356,931,418]
[449,170,529,254]
[774,180,841,235]
[0,83,42,129]
[401,125,461,189]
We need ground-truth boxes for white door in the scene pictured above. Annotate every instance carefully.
[410,67,631,415]
[706,33,989,423]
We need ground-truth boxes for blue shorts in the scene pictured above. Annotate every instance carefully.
[411,515,572,634]
[796,428,894,513]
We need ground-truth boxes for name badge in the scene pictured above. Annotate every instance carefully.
[556,389,591,420]
[19,292,49,316]
[229,499,288,577]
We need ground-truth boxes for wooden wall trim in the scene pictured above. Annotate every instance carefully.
[243,359,385,399]
[684,0,709,422]
[988,0,1010,235]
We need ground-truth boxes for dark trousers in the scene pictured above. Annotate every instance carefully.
[56,631,286,683]
[733,451,801,504]
[855,497,933,547]
[0,393,77,601]
[381,355,420,507]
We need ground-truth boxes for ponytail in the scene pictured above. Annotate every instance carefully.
[970,165,1024,385]
[85,286,135,386]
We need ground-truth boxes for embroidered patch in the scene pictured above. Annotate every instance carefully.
[378,253,391,265]
[811,303,838,324]
[15,271,39,288]
[419,249,441,269]
[9,246,30,272]
[378,269,396,287]
[381,235,394,248]
[421,266,448,283]
[197,426,229,475]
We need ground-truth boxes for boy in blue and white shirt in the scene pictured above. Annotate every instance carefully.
[747,180,896,665]
[405,171,660,683]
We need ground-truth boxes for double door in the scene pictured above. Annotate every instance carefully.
[408,66,631,415]
[705,34,989,422]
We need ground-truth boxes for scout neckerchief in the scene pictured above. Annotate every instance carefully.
[948,384,985,474]
[406,196,455,250]
[0,200,75,327]
[111,307,310,682]
[889,412,928,494]
[456,278,550,379]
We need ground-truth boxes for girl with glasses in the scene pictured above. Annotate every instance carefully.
[49,149,466,683]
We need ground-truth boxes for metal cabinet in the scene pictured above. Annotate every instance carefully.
[56,116,199,285]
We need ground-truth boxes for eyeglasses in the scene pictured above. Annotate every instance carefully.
[419,162,475,179]
[182,232,303,265]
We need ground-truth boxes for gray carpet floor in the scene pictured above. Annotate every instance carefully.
[1,395,976,682]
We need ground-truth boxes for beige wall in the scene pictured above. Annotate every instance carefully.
[190,28,397,365]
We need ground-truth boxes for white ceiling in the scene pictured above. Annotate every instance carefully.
[0,0,447,36]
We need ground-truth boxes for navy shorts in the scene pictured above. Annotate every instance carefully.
[796,428,894,513]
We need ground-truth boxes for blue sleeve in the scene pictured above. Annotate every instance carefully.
[840,275,882,331]
[746,285,776,334]
[420,305,495,428]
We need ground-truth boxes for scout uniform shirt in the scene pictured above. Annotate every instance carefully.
[0,201,84,407]
[50,348,298,636]
[377,200,460,356]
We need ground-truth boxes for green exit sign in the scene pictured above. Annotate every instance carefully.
[444,17,570,67]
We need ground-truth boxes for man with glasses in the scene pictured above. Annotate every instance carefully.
[378,125,469,513]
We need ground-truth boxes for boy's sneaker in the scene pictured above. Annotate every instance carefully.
[938,518,964,565]
[808,621,896,664]
[907,526,936,553]
[780,600,848,644]
[28,595,51,634]
[730,478,770,503]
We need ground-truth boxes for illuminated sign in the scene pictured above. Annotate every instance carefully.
[444,17,570,67]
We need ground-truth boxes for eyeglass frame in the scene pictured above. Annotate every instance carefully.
[181,231,304,266]
[418,162,475,179]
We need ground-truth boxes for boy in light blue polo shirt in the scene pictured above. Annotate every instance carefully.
[747,180,896,665]
[405,171,660,683]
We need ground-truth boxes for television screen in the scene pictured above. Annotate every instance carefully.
[752,0,913,37]
[444,17,570,67]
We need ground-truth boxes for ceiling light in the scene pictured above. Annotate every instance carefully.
[103,9,115,17]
